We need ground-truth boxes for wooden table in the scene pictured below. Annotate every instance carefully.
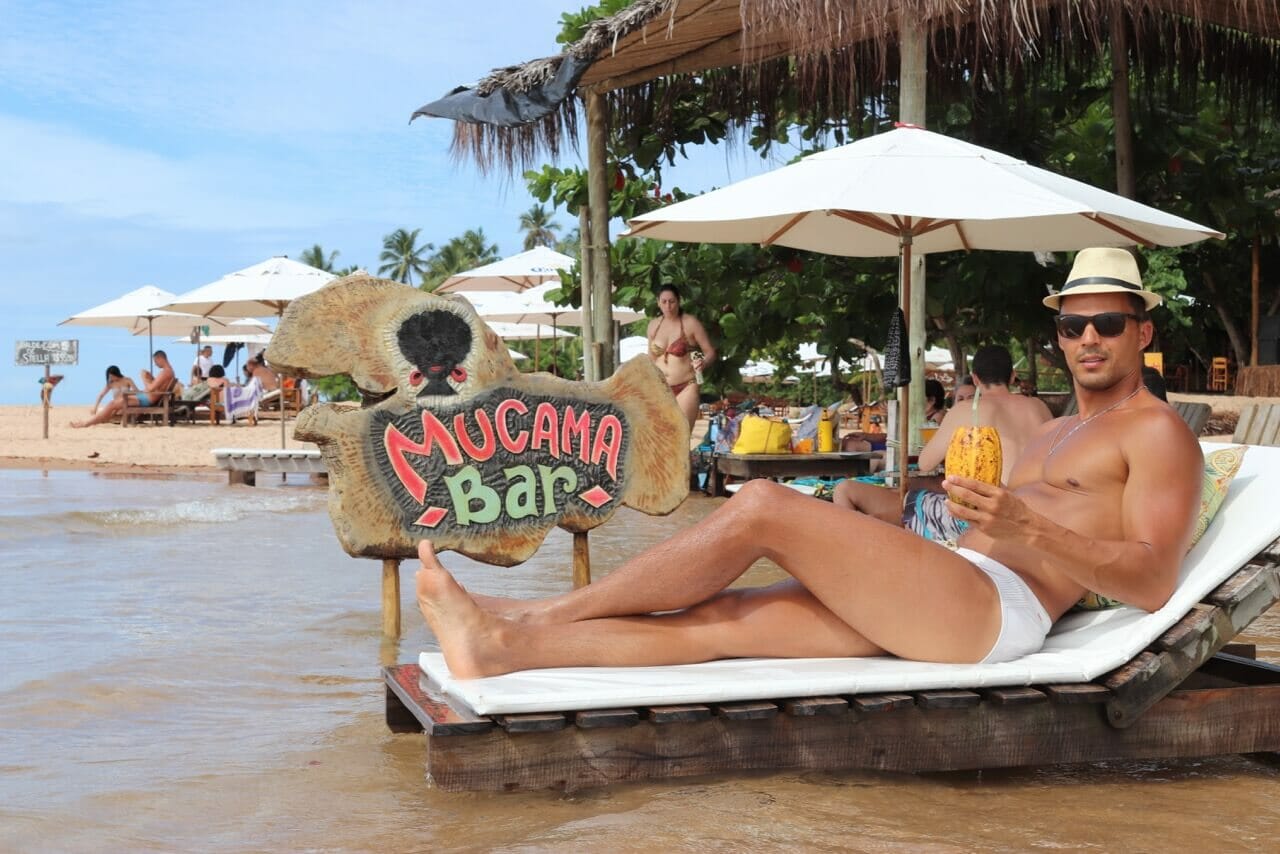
[707,451,879,496]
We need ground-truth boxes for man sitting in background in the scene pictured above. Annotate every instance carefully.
[832,345,1053,539]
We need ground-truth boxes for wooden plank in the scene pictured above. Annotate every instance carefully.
[424,683,1280,792]
[382,664,494,737]
[851,693,914,713]
[1155,603,1218,653]
[574,708,640,729]
[915,690,982,709]
[1220,642,1257,658]
[714,701,778,721]
[495,713,569,734]
[1043,684,1111,704]
[783,697,849,717]
[1206,564,1274,607]
[983,687,1048,706]
[648,704,713,724]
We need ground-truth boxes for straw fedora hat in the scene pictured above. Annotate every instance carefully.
[1042,247,1162,311]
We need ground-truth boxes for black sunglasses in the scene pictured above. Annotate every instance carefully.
[1054,312,1140,339]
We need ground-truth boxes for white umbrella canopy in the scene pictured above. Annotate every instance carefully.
[457,282,643,327]
[159,257,337,318]
[619,335,649,362]
[485,321,576,341]
[625,126,1223,253]
[60,285,270,356]
[435,245,577,293]
[171,331,273,346]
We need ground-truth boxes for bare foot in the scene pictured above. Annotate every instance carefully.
[70,420,86,429]
[415,541,515,679]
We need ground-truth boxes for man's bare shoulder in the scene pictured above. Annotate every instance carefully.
[1118,399,1201,468]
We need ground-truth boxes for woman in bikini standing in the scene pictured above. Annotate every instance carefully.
[647,283,716,428]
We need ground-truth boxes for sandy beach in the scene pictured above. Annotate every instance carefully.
[0,404,307,472]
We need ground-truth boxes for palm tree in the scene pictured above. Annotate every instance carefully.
[299,244,340,272]
[556,227,581,257]
[422,228,501,291]
[378,228,432,285]
[518,204,561,250]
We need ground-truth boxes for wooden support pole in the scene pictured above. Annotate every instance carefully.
[572,531,591,588]
[42,364,50,439]
[578,206,596,380]
[1251,234,1261,367]
[382,558,401,638]
[585,90,614,379]
[899,13,927,456]
[1110,12,1137,199]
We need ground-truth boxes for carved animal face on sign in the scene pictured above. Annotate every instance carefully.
[267,275,690,566]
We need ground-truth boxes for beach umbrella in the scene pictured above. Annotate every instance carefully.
[625,124,1223,499]
[619,335,649,362]
[160,257,337,447]
[60,286,268,361]
[435,245,576,293]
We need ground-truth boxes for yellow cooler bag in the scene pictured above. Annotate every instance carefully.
[731,415,792,454]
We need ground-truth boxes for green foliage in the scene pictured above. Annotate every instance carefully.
[311,374,359,402]
[518,204,561,250]
[421,229,500,292]
[378,228,432,286]
[555,0,633,45]
[298,244,340,272]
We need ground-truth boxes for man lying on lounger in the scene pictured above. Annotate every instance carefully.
[415,247,1203,678]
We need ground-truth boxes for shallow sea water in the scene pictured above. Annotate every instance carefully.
[2,468,1279,852]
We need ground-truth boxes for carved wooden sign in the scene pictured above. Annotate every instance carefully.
[267,275,689,565]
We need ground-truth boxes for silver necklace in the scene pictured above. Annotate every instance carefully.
[1047,385,1143,458]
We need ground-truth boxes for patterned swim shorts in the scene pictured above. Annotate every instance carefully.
[901,488,969,546]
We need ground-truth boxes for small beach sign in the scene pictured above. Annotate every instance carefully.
[16,339,77,438]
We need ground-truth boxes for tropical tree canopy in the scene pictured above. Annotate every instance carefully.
[421,228,501,291]
[378,227,432,285]
[298,244,340,273]
[518,203,562,250]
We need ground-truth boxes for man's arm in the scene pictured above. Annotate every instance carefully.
[146,367,175,394]
[917,405,967,473]
[946,410,1202,612]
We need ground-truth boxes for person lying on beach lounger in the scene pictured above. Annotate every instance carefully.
[831,344,1053,536]
[414,247,1203,678]
[72,351,175,428]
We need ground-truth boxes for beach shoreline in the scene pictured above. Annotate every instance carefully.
[0,394,1271,475]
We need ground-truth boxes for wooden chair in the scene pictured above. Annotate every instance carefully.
[1210,357,1231,392]
[1172,401,1212,436]
[1233,403,1280,446]
[119,378,178,427]
[1164,364,1189,393]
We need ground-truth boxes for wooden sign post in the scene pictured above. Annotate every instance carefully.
[267,276,691,636]
[15,339,78,438]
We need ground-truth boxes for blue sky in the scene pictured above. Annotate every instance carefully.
[0,0,789,405]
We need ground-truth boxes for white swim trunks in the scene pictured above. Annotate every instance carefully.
[954,547,1053,663]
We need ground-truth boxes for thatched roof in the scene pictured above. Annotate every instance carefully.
[414,0,1280,172]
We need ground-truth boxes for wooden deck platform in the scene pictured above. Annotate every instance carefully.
[211,447,327,486]
[385,538,1280,792]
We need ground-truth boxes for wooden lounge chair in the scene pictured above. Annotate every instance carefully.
[384,444,1280,792]
[1173,400,1212,436]
[1234,403,1280,445]
[119,377,178,427]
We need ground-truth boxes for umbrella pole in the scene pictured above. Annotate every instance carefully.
[279,309,287,451]
[899,234,913,506]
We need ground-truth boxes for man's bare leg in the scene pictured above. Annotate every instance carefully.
[831,479,903,523]
[419,547,884,677]
[419,480,1003,670]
